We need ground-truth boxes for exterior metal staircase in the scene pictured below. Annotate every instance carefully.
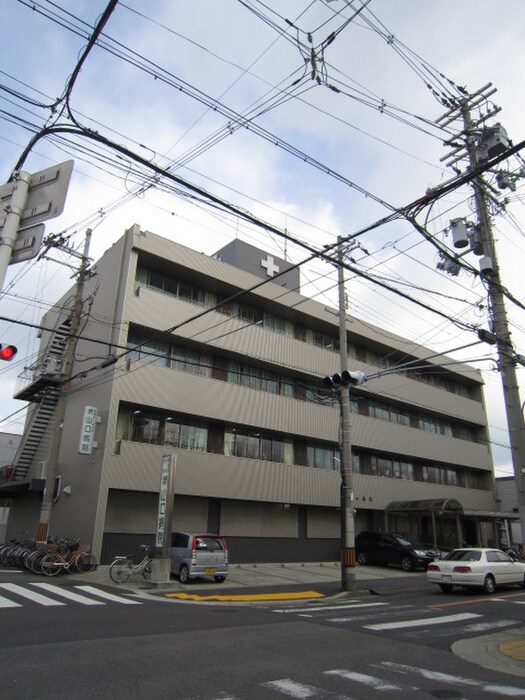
[12,386,60,481]
[7,318,72,484]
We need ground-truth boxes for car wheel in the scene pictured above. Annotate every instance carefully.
[179,564,190,584]
[400,556,413,572]
[482,574,496,595]
[357,551,368,565]
[439,583,453,593]
[214,575,225,583]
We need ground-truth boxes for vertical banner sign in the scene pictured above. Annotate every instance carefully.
[155,454,176,557]
[79,406,98,454]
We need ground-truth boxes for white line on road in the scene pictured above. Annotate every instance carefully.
[0,594,21,608]
[73,584,142,604]
[31,582,106,605]
[464,619,517,633]
[263,679,318,698]
[272,601,389,614]
[364,612,480,630]
[0,582,65,606]
[381,662,525,697]
[325,668,402,691]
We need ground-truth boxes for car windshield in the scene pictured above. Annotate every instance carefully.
[444,549,481,562]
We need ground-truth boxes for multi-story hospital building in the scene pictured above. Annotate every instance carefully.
[1,224,510,562]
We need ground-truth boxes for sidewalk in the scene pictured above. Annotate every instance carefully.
[73,561,525,678]
[78,560,408,593]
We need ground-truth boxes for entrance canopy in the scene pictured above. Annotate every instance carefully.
[386,498,518,548]
[387,498,463,513]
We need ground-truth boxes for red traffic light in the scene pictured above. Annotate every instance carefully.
[0,345,17,361]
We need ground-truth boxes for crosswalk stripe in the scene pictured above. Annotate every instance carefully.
[325,668,402,691]
[263,679,318,698]
[30,582,106,605]
[381,662,525,697]
[0,594,21,608]
[73,584,142,605]
[0,582,65,606]
[365,612,480,631]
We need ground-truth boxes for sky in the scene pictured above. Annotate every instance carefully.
[0,0,524,479]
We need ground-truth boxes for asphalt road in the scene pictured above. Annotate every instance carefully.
[0,565,524,699]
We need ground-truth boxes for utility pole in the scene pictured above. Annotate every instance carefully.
[337,236,357,592]
[437,86,525,544]
[36,228,92,545]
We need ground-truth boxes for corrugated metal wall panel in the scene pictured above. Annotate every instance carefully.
[104,442,342,506]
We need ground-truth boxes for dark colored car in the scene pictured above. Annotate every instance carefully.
[356,531,439,571]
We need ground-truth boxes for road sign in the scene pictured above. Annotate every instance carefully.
[8,223,45,264]
[0,160,74,231]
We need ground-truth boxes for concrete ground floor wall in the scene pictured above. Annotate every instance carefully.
[4,487,501,563]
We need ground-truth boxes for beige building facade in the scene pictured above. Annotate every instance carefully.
[1,225,504,562]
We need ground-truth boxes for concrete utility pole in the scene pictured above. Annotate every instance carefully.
[37,228,92,544]
[337,236,357,592]
[438,87,525,543]
[462,104,525,543]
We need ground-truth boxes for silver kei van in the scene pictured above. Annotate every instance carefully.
[169,532,228,583]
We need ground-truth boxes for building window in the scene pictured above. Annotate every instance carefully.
[138,267,205,306]
[368,454,414,480]
[312,331,339,351]
[225,428,288,463]
[263,314,286,334]
[127,410,208,451]
[165,420,208,452]
[171,346,206,375]
[127,333,170,366]
[306,443,338,470]
[131,412,161,443]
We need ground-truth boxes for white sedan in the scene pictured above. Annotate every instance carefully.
[427,547,525,594]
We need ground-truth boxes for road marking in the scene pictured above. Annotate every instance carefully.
[272,600,388,614]
[464,619,517,633]
[263,679,318,698]
[428,590,525,609]
[31,582,106,605]
[325,668,402,691]
[0,594,21,608]
[0,582,65,606]
[165,590,325,602]
[364,612,480,630]
[73,584,142,605]
[382,662,525,696]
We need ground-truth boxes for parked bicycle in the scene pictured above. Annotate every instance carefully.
[109,544,153,583]
[40,541,97,576]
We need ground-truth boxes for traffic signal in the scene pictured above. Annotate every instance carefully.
[324,369,366,389]
[0,344,18,361]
